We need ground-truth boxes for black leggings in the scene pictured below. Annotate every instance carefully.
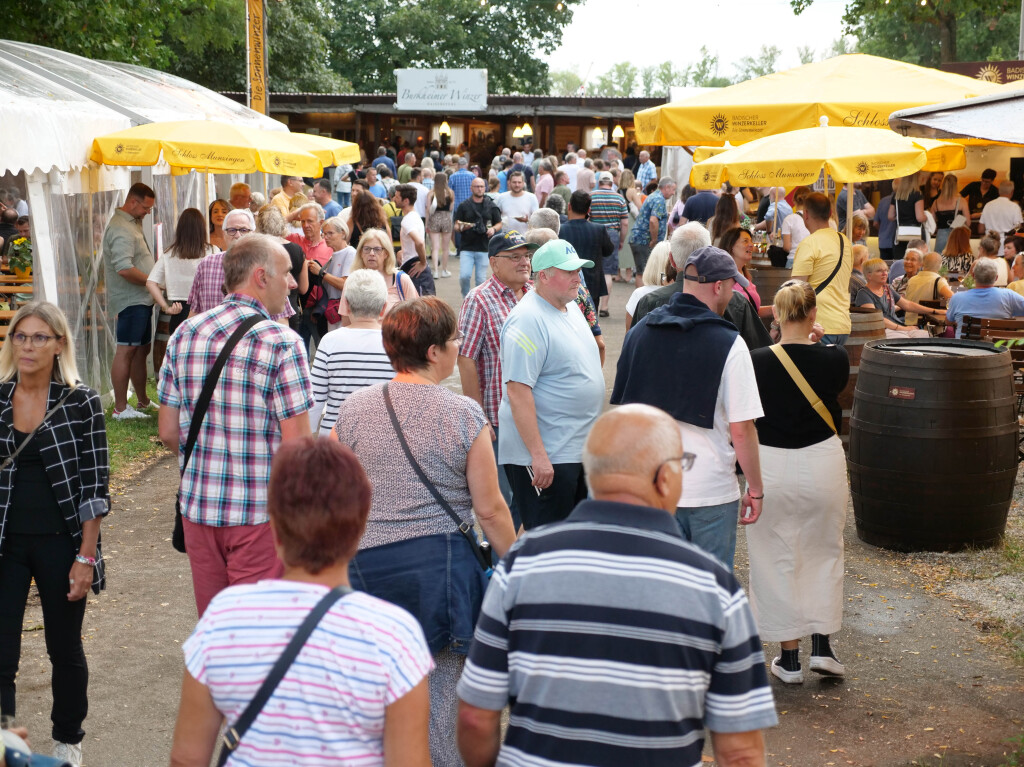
[504,463,588,531]
[0,533,88,744]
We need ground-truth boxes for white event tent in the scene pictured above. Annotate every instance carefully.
[0,40,283,391]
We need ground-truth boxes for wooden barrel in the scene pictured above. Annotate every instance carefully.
[750,266,791,310]
[838,308,886,451]
[848,338,1017,552]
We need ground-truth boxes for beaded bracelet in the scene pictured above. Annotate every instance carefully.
[746,490,764,500]
[75,554,97,567]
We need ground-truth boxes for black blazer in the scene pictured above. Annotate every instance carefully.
[0,379,109,592]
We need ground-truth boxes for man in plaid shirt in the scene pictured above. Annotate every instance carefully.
[457,231,538,522]
[157,234,313,615]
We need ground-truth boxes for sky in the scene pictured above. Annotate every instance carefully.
[544,0,851,86]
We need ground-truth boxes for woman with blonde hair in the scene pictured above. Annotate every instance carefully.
[850,213,869,246]
[931,174,967,254]
[351,229,418,315]
[624,240,674,331]
[855,258,938,338]
[255,204,308,325]
[748,280,849,685]
[617,168,641,283]
[0,301,109,766]
[887,173,926,261]
[426,171,453,279]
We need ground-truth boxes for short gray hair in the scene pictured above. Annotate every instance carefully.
[529,208,561,234]
[564,152,578,163]
[669,222,711,269]
[540,160,553,172]
[223,233,281,291]
[343,269,388,318]
[298,202,325,221]
[974,257,999,286]
[544,194,566,216]
[658,175,675,190]
[524,228,558,248]
[224,208,256,231]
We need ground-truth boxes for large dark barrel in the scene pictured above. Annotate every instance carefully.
[849,338,1017,552]
[837,308,885,451]
[750,266,791,310]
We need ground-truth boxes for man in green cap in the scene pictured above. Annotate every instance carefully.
[497,239,605,529]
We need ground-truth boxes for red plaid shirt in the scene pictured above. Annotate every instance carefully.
[459,276,532,426]
[187,250,295,320]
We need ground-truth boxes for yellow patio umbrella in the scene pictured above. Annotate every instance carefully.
[281,132,362,166]
[637,54,1005,146]
[690,117,967,238]
[90,120,325,177]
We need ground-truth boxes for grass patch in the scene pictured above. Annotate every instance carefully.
[104,379,169,480]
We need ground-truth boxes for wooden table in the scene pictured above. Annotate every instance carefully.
[0,276,33,285]
[0,285,32,296]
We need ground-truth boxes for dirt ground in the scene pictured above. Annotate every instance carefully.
[12,272,1024,765]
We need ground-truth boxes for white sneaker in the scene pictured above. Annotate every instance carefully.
[441,270,452,278]
[809,653,846,677]
[53,740,82,766]
[770,657,804,684]
[112,404,150,420]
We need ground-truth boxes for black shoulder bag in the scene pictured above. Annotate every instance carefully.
[172,314,264,553]
[381,383,492,574]
[217,585,351,766]
[813,233,845,296]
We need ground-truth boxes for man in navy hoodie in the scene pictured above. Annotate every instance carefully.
[611,246,765,569]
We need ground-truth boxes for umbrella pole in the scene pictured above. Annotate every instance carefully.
[204,171,210,219]
[846,182,854,241]
[171,174,179,223]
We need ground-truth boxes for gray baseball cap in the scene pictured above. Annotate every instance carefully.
[683,246,749,287]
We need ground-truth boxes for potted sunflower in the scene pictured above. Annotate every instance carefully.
[7,237,32,279]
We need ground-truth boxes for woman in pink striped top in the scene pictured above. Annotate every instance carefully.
[168,438,433,767]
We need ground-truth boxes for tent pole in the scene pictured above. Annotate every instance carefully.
[171,174,179,223]
[846,181,854,241]
[204,171,210,219]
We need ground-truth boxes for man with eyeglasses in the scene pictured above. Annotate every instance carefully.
[612,246,765,570]
[458,231,540,518]
[102,182,157,420]
[457,404,777,767]
[187,209,295,325]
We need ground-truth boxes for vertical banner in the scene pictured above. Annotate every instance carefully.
[247,0,268,114]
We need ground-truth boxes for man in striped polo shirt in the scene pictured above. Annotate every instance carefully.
[457,404,777,767]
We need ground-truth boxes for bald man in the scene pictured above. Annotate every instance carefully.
[458,404,777,767]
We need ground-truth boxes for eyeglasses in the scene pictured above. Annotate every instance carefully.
[495,253,532,262]
[11,332,60,348]
[447,330,465,345]
[652,453,696,486]
[225,227,253,236]
[362,246,386,255]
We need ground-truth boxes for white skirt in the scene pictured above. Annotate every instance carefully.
[746,435,847,641]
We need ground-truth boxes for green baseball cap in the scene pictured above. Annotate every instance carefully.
[531,239,594,272]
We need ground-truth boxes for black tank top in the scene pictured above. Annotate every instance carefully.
[7,428,66,535]
[434,190,451,212]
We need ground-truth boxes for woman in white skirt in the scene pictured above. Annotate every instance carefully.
[748,279,850,684]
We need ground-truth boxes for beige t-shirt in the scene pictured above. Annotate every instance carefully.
[793,228,854,334]
[903,270,950,326]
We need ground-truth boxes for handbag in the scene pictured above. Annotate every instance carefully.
[173,314,264,553]
[894,199,922,243]
[324,298,343,325]
[381,383,493,574]
[217,586,351,767]
[769,345,837,434]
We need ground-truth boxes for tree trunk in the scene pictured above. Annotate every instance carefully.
[936,8,958,62]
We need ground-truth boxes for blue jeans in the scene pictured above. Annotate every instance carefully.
[460,250,489,296]
[335,191,351,208]
[821,334,848,346]
[675,499,739,569]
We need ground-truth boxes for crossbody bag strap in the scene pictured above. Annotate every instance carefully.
[217,586,351,767]
[813,233,844,296]
[180,314,264,477]
[769,345,837,434]
[0,387,77,473]
[381,383,491,571]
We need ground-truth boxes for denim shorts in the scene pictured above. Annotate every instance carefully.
[115,304,153,347]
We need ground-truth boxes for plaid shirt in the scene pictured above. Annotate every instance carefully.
[459,279,599,425]
[0,381,109,592]
[187,250,295,320]
[157,295,313,527]
[636,159,657,189]
[449,169,476,209]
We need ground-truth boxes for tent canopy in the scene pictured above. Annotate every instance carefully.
[0,40,285,176]
[888,87,1024,146]
[635,53,1006,147]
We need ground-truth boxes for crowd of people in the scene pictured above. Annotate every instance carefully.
[3,139,1023,767]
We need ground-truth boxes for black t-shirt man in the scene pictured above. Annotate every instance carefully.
[961,180,999,218]
[454,196,502,253]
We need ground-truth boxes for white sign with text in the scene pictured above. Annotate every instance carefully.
[395,69,488,112]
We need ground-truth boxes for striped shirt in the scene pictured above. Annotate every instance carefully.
[589,188,629,233]
[157,295,314,526]
[457,500,777,767]
[185,581,433,767]
[309,327,395,435]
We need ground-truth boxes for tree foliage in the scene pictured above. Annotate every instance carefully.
[549,68,584,96]
[325,0,582,94]
[792,0,1019,65]
[734,45,782,81]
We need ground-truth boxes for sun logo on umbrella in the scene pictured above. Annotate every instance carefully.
[855,161,869,175]
[273,156,281,167]
[115,144,124,155]
[710,114,729,136]
[702,170,712,184]
[975,64,1002,83]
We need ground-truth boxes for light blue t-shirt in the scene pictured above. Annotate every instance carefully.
[322,200,342,219]
[946,287,1024,337]
[498,290,604,466]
